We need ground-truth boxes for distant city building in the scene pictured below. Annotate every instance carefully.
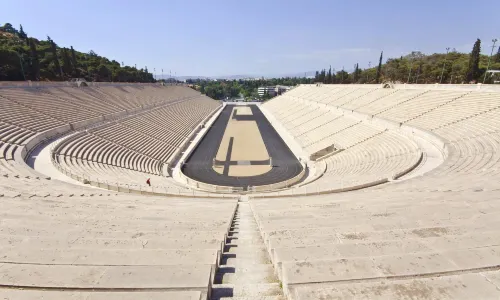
[257,86,275,97]
[257,85,292,97]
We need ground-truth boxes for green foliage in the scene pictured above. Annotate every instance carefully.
[70,46,79,77]
[376,51,383,83]
[466,39,481,83]
[0,23,155,82]
[189,77,313,100]
[336,69,349,84]
[326,66,332,84]
[0,23,17,34]
[0,48,24,80]
[315,40,498,84]
[61,48,72,76]
[353,63,360,82]
[18,24,27,40]
[28,38,40,81]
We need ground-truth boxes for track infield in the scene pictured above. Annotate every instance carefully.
[182,104,302,188]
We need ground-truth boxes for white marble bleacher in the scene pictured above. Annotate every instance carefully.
[44,87,124,115]
[356,88,428,115]
[377,89,470,123]
[263,86,421,195]
[252,186,500,298]
[252,84,500,299]
[340,88,398,111]
[407,91,500,130]
[0,85,174,178]
[96,85,198,108]
[0,88,101,123]
[0,84,235,298]
[326,87,378,107]
[0,185,235,298]
[92,123,177,163]
[315,86,360,105]
[51,94,220,194]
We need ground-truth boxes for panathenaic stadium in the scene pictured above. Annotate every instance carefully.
[1,82,500,300]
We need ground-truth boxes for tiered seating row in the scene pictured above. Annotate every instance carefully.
[0,85,219,179]
[44,87,123,116]
[263,86,421,194]
[0,187,236,297]
[92,123,176,163]
[0,96,65,132]
[56,133,162,174]
[95,85,201,109]
[253,84,500,298]
[0,88,101,123]
[56,95,220,179]
[251,189,500,299]
[408,92,500,130]
[0,84,234,297]
[377,90,470,123]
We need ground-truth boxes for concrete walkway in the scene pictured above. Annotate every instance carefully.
[27,135,105,190]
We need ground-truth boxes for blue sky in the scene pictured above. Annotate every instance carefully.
[3,0,499,77]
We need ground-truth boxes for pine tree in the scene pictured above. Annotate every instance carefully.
[70,46,79,77]
[466,39,481,83]
[18,24,27,39]
[495,46,500,63]
[353,63,359,82]
[376,51,383,83]
[327,66,332,84]
[47,36,63,78]
[315,71,319,82]
[61,48,73,76]
[28,38,40,81]
[320,69,326,83]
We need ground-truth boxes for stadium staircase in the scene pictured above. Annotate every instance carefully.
[211,197,284,299]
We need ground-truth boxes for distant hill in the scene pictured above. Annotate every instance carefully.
[159,71,317,81]
[0,23,155,82]
[313,45,500,84]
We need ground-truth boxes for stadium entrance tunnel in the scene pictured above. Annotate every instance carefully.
[181,104,304,191]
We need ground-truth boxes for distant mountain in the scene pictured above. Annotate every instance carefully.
[156,75,212,80]
[262,71,317,79]
[156,71,317,81]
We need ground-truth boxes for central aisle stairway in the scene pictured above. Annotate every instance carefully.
[211,200,284,300]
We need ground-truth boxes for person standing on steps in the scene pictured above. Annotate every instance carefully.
[146,178,151,186]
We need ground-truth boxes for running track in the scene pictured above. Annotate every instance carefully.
[182,105,303,188]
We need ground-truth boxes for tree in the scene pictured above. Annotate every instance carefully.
[61,48,73,76]
[28,38,40,81]
[0,23,155,82]
[319,69,326,83]
[70,46,79,77]
[326,66,332,84]
[0,49,23,80]
[376,51,383,83]
[1,23,16,34]
[97,64,111,81]
[466,39,481,83]
[353,63,360,82]
[495,46,500,63]
[337,69,349,83]
[47,36,63,78]
[18,24,27,37]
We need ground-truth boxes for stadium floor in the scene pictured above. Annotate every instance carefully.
[182,104,302,189]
